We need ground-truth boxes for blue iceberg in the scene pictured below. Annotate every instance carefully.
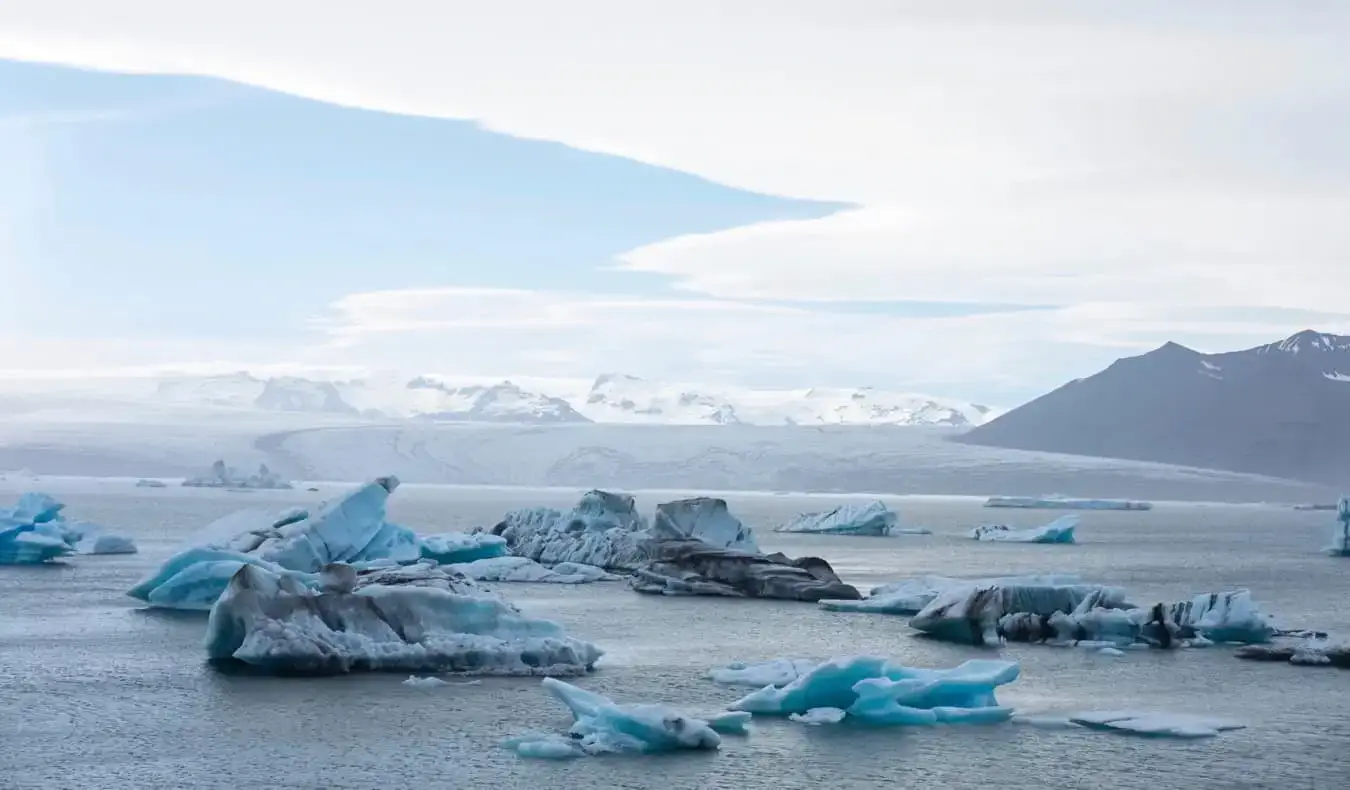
[420,532,510,564]
[729,656,1019,726]
[206,561,603,675]
[505,677,736,759]
[1327,497,1350,557]
[970,515,1078,544]
[129,477,419,609]
[772,501,898,536]
[1,492,137,564]
[984,495,1151,511]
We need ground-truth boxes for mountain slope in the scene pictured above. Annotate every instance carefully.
[958,330,1350,483]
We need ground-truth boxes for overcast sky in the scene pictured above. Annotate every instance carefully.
[1,1,1347,406]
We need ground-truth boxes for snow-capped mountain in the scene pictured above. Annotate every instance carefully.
[960,329,1350,483]
[101,371,993,427]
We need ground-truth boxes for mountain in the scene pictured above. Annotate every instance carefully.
[118,372,996,427]
[958,329,1350,483]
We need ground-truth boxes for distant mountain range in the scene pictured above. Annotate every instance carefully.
[145,371,991,427]
[959,330,1350,483]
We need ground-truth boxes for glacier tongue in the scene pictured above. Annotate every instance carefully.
[205,561,603,675]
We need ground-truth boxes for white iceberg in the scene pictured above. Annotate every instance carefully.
[970,515,1078,544]
[772,501,898,536]
[1167,590,1275,644]
[182,460,293,490]
[493,490,757,571]
[0,492,137,563]
[819,574,1086,616]
[707,658,818,688]
[449,556,618,584]
[984,495,1151,511]
[789,707,848,725]
[504,677,733,759]
[1327,496,1350,556]
[129,477,418,609]
[729,655,1019,726]
[419,532,509,564]
[135,479,168,488]
[205,561,603,675]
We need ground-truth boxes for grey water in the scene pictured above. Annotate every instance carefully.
[2,483,1348,789]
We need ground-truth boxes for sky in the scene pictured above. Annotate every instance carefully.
[1,0,1348,407]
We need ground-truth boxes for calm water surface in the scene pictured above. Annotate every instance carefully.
[2,482,1347,789]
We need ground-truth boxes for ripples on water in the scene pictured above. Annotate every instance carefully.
[2,483,1347,789]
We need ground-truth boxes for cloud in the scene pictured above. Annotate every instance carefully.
[1,1,1348,399]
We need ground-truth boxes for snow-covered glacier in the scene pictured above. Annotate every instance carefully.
[970,515,1078,544]
[984,495,1152,511]
[129,477,419,609]
[0,492,137,564]
[505,677,745,759]
[729,656,1019,726]
[205,561,603,675]
[772,501,898,536]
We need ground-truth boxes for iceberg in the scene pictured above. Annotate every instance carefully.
[182,459,293,490]
[135,478,168,488]
[419,532,510,564]
[789,708,847,725]
[729,656,1019,726]
[819,574,1087,616]
[505,677,730,758]
[1327,497,1350,556]
[772,501,897,536]
[1067,711,1245,738]
[909,582,1128,645]
[984,495,1151,511]
[205,561,603,675]
[492,490,758,571]
[129,477,419,609]
[449,556,618,583]
[630,539,859,601]
[970,515,1078,544]
[707,658,818,688]
[1166,590,1275,644]
[1235,637,1350,668]
[1,492,137,563]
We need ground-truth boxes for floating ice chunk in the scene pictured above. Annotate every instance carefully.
[493,490,650,570]
[130,477,421,609]
[730,656,1018,726]
[403,675,449,688]
[820,574,1086,617]
[1098,647,1125,657]
[984,495,1151,511]
[631,539,858,601]
[205,562,604,675]
[650,497,759,553]
[789,707,847,725]
[1,493,134,563]
[135,479,168,488]
[707,658,818,687]
[704,711,752,735]
[0,528,71,564]
[77,532,138,555]
[182,460,293,489]
[1168,590,1274,644]
[1067,711,1245,738]
[773,501,897,536]
[507,677,727,758]
[970,515,1078,544]
[449,556,618,583]
[420,532,509,564]
[911,583,1127,645]
[1326,497,1350,556]
[1235,637,1350,668]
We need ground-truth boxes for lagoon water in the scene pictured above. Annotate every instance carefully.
[2,480,1348,789]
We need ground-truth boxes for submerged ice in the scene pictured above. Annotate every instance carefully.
[1,492,137,564]
[205,561,603,675]
[506,677,734,759]
[970,515,1078,544]
[772,501,897,536]
[729,656,1019,727]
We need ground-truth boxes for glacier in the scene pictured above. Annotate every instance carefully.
[984,495,1152,511]
[969,515,1078,544]
[205,561,603,675]
[1327,497,1350,556]
[182,459,294,489]
[505,677,740,759]
[129,477,419,609]
[819,574,1086,616]
[772,501,898,536]
[729,656,1019,727]
[492,490,758,571]
[0,492,137,564]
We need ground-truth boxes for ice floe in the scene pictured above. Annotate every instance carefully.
[205,561,603,675]
[984,495,1152,511]
[505,677,733,758]
[449,556,618,583]
[772,501,898,536]
[729,656,1019,726]
[1235,637,1350,668]
[419,532,510,564]
[0,492,137,564]
[707,658,818,687]
[182,460,293,489]
[970,515,1078,544]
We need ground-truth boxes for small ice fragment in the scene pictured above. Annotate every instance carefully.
[403,676,449,688]
[1098,647,1125,656]
[789,707,847,726]
[1068,711,1245,738]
